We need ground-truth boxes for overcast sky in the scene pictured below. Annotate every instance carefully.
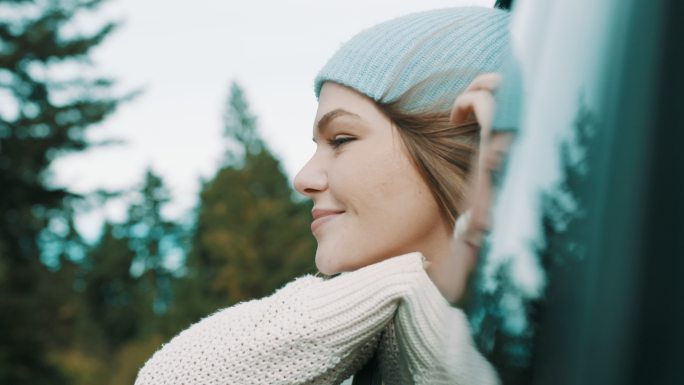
[51,0,494,239]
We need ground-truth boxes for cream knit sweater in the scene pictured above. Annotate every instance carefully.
[134,253,499,385]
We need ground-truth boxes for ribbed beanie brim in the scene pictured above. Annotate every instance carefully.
[314,7,510,112]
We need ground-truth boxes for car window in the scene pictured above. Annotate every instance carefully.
[466,0,684,384]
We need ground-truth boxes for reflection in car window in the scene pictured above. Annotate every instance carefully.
[467,0,683,384]
[466,0,623,369]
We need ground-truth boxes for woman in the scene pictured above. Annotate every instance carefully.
[135,6,511,385]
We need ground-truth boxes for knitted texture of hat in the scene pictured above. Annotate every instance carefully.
[314,7,510,112]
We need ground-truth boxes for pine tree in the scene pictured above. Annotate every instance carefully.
[222,81,263,165]
[62,170,183,384]
[177,82,315,322]
[125,169,182,322]
[83,222,142,349]
[0,0,128,382]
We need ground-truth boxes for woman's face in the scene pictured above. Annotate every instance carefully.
[294,82,452,274]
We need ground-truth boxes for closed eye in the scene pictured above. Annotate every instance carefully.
[328,135,356,149]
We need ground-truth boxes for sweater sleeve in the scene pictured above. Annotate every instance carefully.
[134,253,427,385]
[382,254,500,385]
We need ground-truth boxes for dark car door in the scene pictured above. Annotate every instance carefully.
[471,1,684,384]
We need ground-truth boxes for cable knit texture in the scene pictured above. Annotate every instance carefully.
[314,7,510,113]
[135,253,498,385]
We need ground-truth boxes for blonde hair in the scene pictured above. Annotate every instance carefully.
[378,99,479,226]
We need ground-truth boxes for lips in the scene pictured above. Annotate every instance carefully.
[311,208,344,233]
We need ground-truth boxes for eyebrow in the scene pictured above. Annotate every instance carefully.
[313,109,361,142]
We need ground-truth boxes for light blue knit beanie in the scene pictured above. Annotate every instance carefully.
[314,7,510,112]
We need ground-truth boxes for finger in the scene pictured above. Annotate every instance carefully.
[451,72,502,124]
[450,90,496,135]
[483,133,514,172]
[449,234,479,276]
[464,73,503,93]
[467,173,492,243]
[453,210,485,252]
[467,133,514,239]
[467,141,496,238]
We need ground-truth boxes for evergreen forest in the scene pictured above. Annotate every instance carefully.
[0,1,316,383]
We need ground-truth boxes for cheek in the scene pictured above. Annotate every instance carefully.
[330,140,407,216]
[361,141,435,221]
[318,140,441,273]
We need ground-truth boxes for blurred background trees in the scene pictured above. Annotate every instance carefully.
[172,82,315,326]
[0,0,124,383]
[0,1,316,383]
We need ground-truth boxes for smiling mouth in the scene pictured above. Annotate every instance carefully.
[311,209,344,234]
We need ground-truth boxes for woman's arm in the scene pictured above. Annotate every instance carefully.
[134,253,428,385]
[383,258,500,385]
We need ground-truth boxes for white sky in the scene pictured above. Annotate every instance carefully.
[51,0,494,239]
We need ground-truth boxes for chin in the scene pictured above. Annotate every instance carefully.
[316,248,382,276]
[316,247,361,275]
[315,249,338,275]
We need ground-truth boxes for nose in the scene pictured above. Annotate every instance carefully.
[294,152,328,198]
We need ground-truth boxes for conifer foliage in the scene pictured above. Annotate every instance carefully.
[179,82,315,319]
[0,1,317,381]
[0,0,127,383]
